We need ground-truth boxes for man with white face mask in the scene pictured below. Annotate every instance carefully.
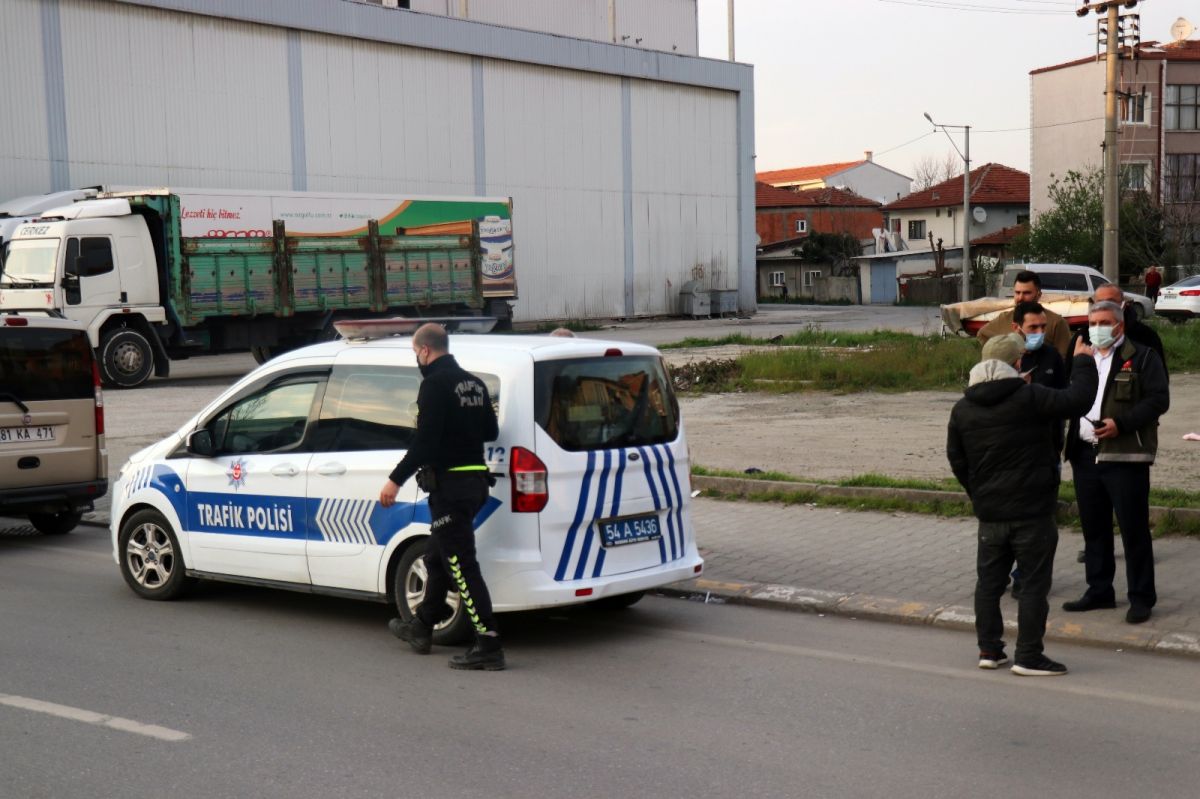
[1062,301,1170,625]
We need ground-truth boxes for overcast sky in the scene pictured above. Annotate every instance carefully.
[695,0,1194,179]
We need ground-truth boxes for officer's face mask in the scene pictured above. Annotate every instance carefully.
[414,345,432,376]
[1024,332,1045,351]
[1089,324,1118,349]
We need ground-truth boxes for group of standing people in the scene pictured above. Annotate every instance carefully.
[948,270,1170,676]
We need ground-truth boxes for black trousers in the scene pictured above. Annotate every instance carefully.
[1070,452,1156,609]
[416,473,497,636]
[975,516,1058,661]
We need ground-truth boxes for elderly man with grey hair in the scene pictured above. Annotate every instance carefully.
[1061,300,1170,625]
[947,333,1097,676]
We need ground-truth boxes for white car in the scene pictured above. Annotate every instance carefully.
[109,324,702,642]
[999,264,1155,319]
[1154,274,1200,322]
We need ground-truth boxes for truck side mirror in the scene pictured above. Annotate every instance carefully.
[60,273,80,290]
[187,429,215,457]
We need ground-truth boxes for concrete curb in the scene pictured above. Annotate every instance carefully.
[658,577,1200,660]
[691,475,1200,526]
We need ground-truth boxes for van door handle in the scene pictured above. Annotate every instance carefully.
[316,463,347,476]
[271,464,299,477]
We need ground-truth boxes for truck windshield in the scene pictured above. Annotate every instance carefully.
[1,239,59,285]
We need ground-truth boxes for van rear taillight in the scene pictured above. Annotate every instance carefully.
[510,446,548,513]
[92,360,105,436]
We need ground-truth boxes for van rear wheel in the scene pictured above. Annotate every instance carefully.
[394,540,472,646]
[29,510,82,535]
[100,328,154,388]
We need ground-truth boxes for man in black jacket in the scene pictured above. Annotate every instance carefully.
[381,323,505,670]
[1061,301,1170,625]
[947,333,1097,676]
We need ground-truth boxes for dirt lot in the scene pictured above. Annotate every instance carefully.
[668,348,1200,491]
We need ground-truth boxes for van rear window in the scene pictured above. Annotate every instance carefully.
[0,327,93,401]
[535,356,679,452]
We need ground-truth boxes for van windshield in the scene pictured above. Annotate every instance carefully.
[535,356,679,452]
[1,239,59,285]
[0,327,93,401]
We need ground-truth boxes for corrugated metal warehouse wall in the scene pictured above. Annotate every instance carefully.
[2,0,750,322]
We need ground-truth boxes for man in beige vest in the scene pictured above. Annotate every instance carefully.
[977,270,1071,360]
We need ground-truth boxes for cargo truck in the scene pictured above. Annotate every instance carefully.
[0,188,517,388]
[0,189,99,271]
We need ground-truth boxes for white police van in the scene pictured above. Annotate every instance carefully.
[110,320,703,642]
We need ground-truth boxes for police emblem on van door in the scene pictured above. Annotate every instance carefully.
[227,458,248,490]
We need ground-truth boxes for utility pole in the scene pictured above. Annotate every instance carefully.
[924,112,972,302]
[1078,1,1145,284]
[728,0,735,61]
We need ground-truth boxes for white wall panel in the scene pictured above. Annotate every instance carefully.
[483,59,625,321]
[0,0,51,196]
[615,0,697,56]
[58,0,292,190]
[300,33,475,196]
[630,79,737,314]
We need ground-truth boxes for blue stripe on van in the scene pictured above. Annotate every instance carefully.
[555,451,596,581]
[574,450,611,581]
[664,445,686,560]
[592,449,626,578]
[635,446,667,564]
[651,445,678,561]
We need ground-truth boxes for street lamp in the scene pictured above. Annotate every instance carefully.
[924,112,972,302]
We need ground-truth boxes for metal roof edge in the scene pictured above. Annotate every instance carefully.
[107,0,753,94]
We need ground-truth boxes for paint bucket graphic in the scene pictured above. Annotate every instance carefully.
[478,216,514,282]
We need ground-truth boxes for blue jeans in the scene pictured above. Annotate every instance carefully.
[975,516,1058,661]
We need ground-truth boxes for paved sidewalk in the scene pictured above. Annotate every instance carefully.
[669,497,1200,658]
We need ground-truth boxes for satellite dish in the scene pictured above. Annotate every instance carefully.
[972,206,987,224]
[1171,18,1194,42]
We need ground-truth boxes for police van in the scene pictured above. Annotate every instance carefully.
[109,321,702,642]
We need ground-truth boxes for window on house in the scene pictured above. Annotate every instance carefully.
[795,219,808,234]
[907,220,926,240]
[1121,91,1148,125]
[803,270,821,288]
[1165,85,1199,131]
[935,208,941,217]
[1122,163,1148,191]
[1165,154,1199,202]
[770,271,785,287]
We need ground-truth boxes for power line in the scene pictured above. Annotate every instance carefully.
[974,116,1104,133]
[874,130,937,156]
[876,0,1071,14]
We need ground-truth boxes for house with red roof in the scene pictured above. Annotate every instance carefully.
[881,163,1030,253]
[757,151,912,205]
[755,181,881,300]
[1030,37,1200,262]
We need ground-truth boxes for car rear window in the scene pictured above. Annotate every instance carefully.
[1171,275,1200,288]
[535,356,679,452]
[0,327,93,401]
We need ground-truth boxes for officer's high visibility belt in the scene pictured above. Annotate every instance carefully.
[448,465,489,472]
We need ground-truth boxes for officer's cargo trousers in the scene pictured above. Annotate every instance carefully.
[416,472,497,635]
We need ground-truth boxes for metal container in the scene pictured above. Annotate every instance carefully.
[712,288,738,317]
[679,280,711,318]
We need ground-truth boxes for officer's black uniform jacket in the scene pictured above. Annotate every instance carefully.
[947,356,1097,522]
[389,354,499,486]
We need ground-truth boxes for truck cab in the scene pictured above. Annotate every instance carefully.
[0,199,167,386]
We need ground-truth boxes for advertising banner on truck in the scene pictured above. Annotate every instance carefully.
[175,192,516,297]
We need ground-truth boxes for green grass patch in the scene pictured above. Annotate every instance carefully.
[1148,318,1200,371]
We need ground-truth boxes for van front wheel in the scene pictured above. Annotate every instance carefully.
[119,509,191,600]
[100,328,154,388]
[393,540,472,646]
[29,510,82,535]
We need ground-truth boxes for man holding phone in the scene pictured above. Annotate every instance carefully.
[1062,301,1170,624]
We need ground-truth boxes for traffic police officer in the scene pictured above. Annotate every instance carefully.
[381,322,504,670]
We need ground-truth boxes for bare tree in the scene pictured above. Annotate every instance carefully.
[911,151,962,191]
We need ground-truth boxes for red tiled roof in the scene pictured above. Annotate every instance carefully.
[756,181,806,207]
[1031,39,1200,75]
[971,223,1028,247]
[882,163,1029,211]
[756,160,864,184]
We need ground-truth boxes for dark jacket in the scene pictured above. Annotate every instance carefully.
[1063,337,1170,464]
[947,356,1097,522]
[1020,345,1067,454]
[1066,306,1167,375]
[389,354,499,486]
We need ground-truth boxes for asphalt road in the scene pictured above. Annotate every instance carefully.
[3,524,1198,799]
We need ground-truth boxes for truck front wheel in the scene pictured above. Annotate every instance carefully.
[100,328,155,388]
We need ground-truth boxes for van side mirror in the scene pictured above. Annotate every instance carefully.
[187,429,215,457]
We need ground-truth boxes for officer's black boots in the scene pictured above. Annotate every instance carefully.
[449,633,506,671]
[388,617,433,655]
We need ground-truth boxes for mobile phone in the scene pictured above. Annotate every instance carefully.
[1086,417,1104,429]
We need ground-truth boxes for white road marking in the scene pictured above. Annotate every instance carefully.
[0,693,191,742]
